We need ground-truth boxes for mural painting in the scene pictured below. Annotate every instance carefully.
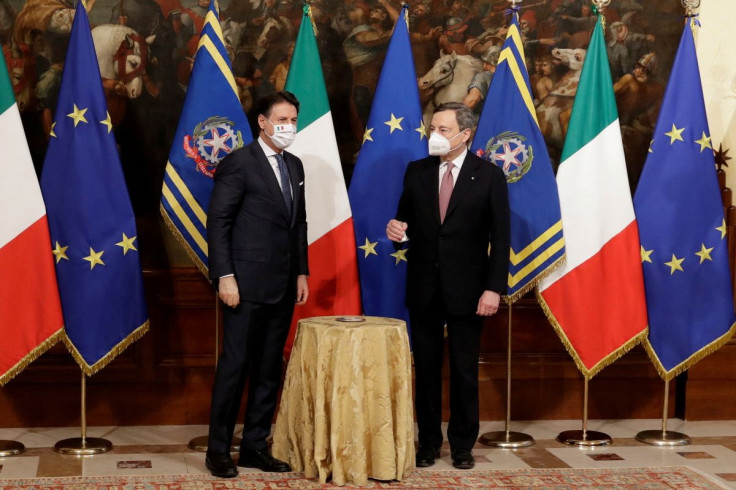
[1,0,682,267]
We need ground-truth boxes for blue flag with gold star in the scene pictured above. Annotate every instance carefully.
[40,1,148,375]
[633,20,736,380]
[470,14,564,302]
[161,0,251,275]
[348,6,426,321]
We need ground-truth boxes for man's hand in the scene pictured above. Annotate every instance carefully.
[296,275,309,305]
[386,219,408,242]
[477,290,500,316]
[428,25,443,39]
[218,276,240,308]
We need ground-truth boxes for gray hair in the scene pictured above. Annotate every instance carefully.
[433,102,476,131]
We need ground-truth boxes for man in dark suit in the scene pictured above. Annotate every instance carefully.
[205,91,309,478]
[387,102,510,470]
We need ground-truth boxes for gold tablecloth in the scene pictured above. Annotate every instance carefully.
[272,316,414,486]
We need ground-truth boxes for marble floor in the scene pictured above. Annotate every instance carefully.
[0,419,734,487]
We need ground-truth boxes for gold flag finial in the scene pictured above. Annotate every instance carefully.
[680,0,700,31]
[592,0,611,32]
[682,0,701,15]
[681,0,701,31]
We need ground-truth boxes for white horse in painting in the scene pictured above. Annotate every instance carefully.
[418,52,484,123]
[91,24,155,99]
[220,18,246,61]
[536,47,587,158]
[256,16,292,50]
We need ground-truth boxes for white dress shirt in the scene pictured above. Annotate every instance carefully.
[438,148,467,193]
[258,136,292,197]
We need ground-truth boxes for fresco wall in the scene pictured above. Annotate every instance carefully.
[1,0,681,267]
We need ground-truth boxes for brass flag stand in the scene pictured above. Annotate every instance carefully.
[556,377,611,446]
[188,295,241,452]
[0,440,25,457]
[54,370,112,455]
[479,304,534,447]
[635,378,690,446]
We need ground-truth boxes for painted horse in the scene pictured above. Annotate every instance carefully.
[418,52,484,124]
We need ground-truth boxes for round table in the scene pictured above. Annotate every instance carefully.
[272,316,414,486]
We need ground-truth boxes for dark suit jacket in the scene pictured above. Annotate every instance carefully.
[207,139,309,304]
[396,151,510,315]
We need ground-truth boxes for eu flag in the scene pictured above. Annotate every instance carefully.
[161,0,252,274]
[40,1,148,375]
[633,20,736,380]
[470,14,564,301]
[348,6,427,321]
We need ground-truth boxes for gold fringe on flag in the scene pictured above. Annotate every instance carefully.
[505,254,566,305]
[535,290,648,379]
[61,320,150,376]
[0,328,64,386]
[643,321,736,382]
[160,203,210,278]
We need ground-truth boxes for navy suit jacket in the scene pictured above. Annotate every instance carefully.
[396,151,510,315]
[207,139,308,304]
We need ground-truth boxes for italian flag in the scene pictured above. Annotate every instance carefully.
[537,18,648,378]
[283,8,361,356]
[0,54,64,385]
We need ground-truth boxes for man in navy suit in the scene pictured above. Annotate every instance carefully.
[205,91,309,478]
[387,102,510,470]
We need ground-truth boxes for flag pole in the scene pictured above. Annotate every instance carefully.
[479,303,534,447]
[635,378,691,445]
[188,294,241,452]
[54,370,112,454]
[557,377,611,445]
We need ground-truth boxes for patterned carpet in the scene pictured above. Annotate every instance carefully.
[0,466,725,489]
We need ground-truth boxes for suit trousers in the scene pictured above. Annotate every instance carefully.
[207,287,295,454]
[410,290,484,451]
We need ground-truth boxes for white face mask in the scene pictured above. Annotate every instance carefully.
[266,119,296,150]
[428,131,465,156]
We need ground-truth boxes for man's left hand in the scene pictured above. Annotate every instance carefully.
[296,275,309,305]
[476,290,500,316]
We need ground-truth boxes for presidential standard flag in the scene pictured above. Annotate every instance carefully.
[39,1,148,374]
[0,54,63,385]
[537,16,648,378]
[161,0,252,274]
[283,6,361,354]
[634,19,736,380]
[470,13,564,301]
[348,6,427,322]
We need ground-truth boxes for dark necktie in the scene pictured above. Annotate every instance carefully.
[274,152,292,216]
[439,162,455,223]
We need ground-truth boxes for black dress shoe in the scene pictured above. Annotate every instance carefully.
[415,444,441,467]
[451,448,475,469]
[205,451,238,478]
[238,448,292,472]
